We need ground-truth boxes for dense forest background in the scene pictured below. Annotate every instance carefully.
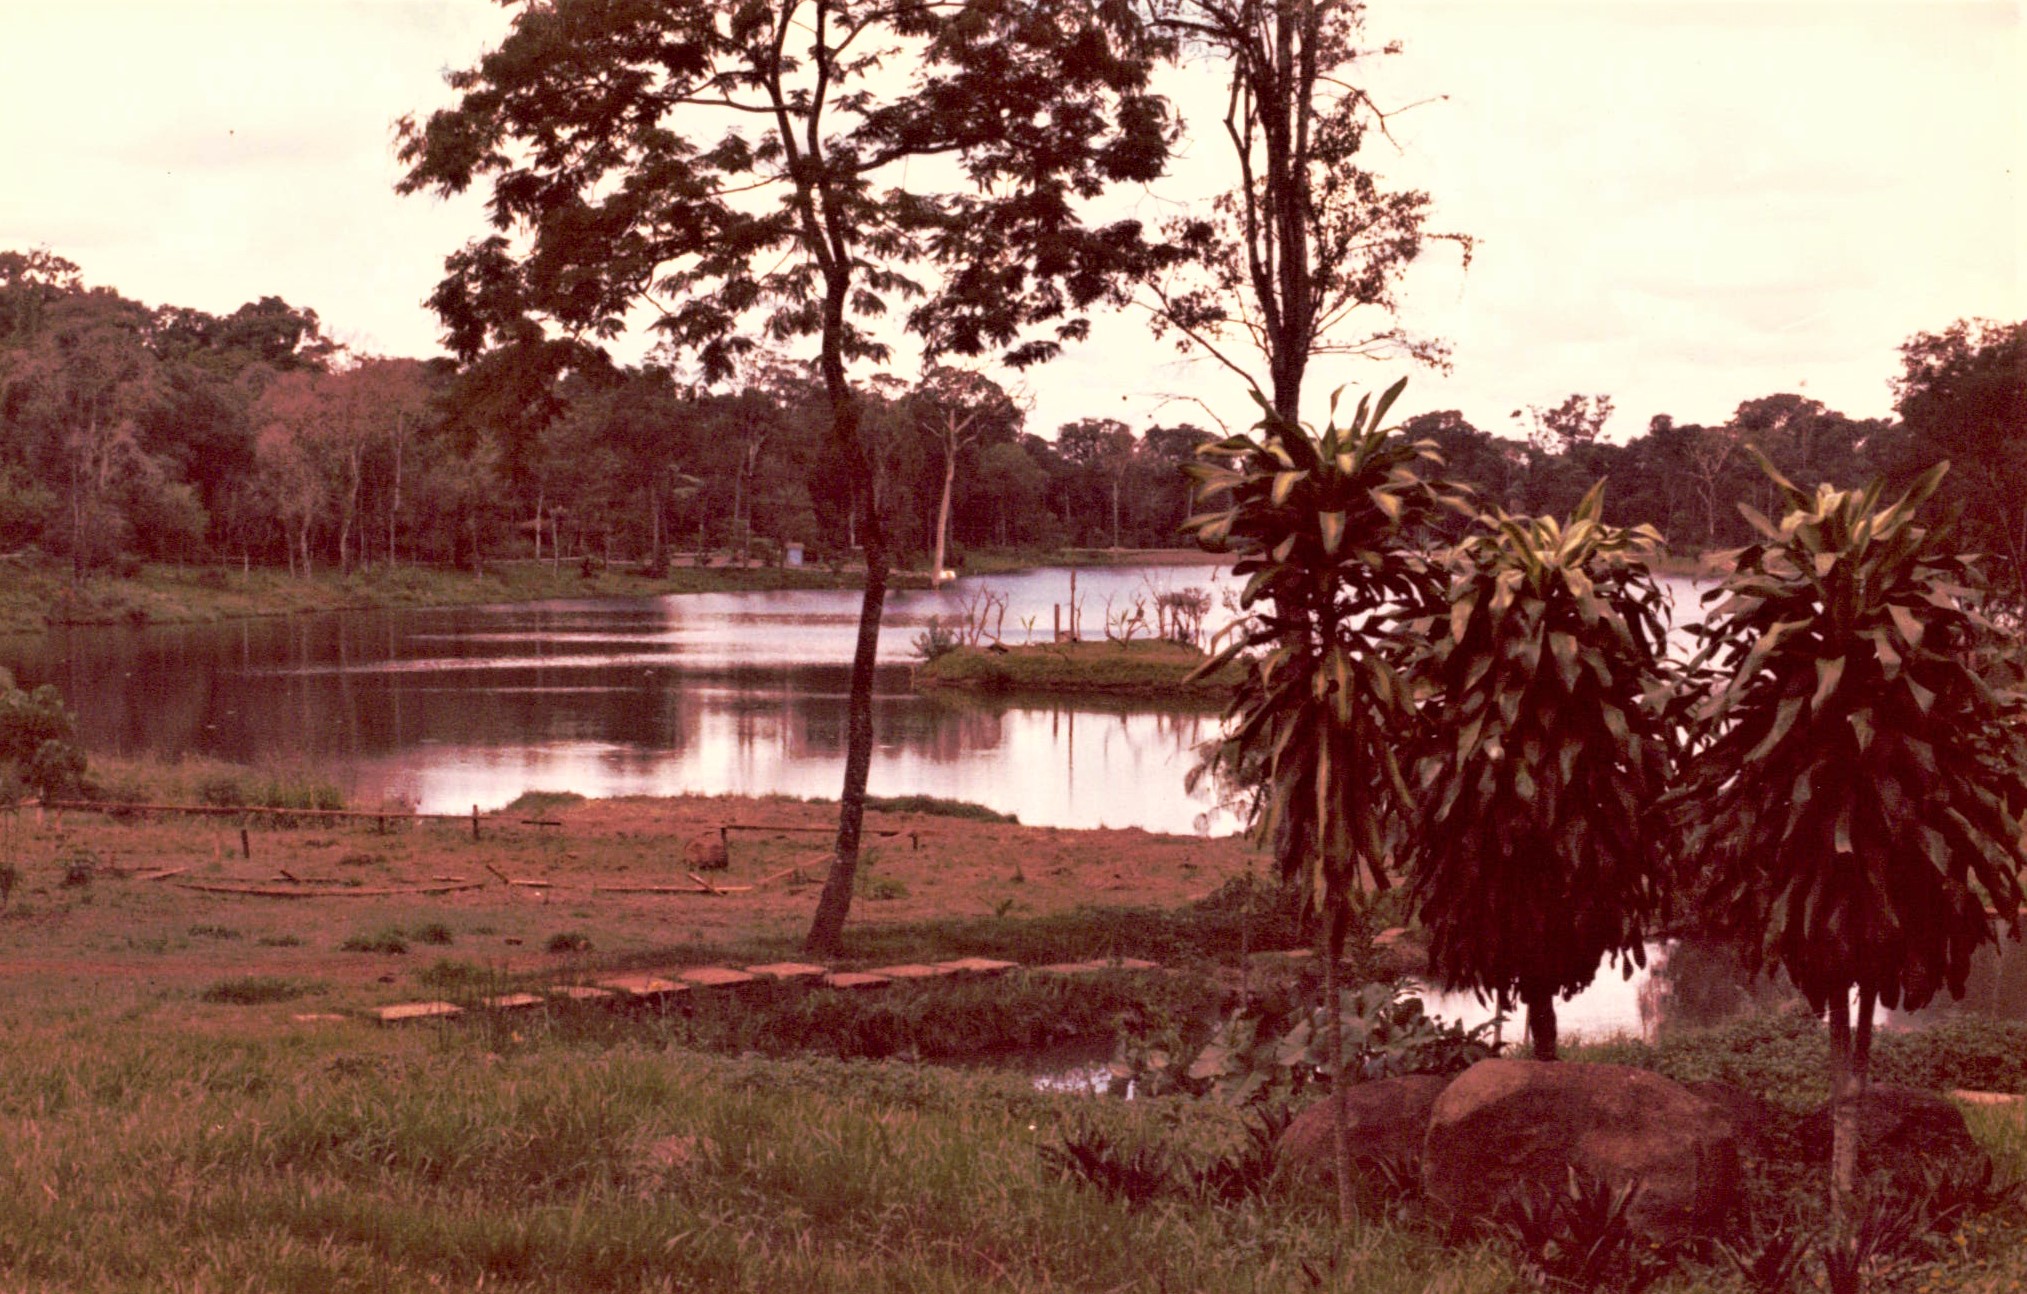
[3,248,2021,597]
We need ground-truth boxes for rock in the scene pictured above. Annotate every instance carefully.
[1683,1080,1790,1160]
[1277,1074,1452,1181]
[1423,1059,1740,1243]
[683,830,729,871]
[1795,1084,1988,1193]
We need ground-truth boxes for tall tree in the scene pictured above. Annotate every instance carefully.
[397,0,1171,956]
[1185,377,1454,1219]
[911,364,1021,584]
[1056,416,1137,547]
[1675,460,2027,1243]
[1408,484,1674,1060]
[1143,0,1465,422]
[1890,319,2027,606]
[1523,392,1613,455]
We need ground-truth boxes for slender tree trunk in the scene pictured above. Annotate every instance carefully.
[389,413,403,567]
[806,393,886,957]
[1524,987,1559,1061]
[932,451,956,587]
[1828,986,1859,1230]
[805,262,886,957]
[1324,898,1354,1223]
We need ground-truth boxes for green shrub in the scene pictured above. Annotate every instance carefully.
[187,924,243,941]
[546,931,593,954]
[340,926,409,955]
[0,669,86,801]
[200,976,310,1005]
[59,849,97,888]
[413,922,456,946]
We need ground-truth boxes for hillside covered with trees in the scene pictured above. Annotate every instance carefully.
[2,248,2020,598]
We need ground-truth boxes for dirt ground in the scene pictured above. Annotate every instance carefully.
[0,795,1258,1011]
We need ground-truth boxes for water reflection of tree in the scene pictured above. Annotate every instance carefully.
[1637,939,1791,1036]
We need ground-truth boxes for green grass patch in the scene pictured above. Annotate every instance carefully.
[1577,1009,2027,1108]
[914,639,1242,700]
[502,789,586,815]
[861,794,1017,823]
[339,926,410,956]
[199,976,313,1005]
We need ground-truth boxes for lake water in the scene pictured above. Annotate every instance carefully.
[0,563,1244,833]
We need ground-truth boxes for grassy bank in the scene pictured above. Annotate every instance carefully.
[0,1001,2022,1293]
[0,556,857,636]
[915,639,1244,700]
[4,782,2027,1287]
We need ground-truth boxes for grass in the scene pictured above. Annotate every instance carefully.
[339,926,411,956]
[81,753,349,812]
[199,975,315,1005]
[861,794,1018,823]
[0,1000,2021,1293]
[503,789,587,816]
[0,555,859,635]
[1577,1009,2027,1108]
[914,639,1244,699]
[0,1008,1506,1294]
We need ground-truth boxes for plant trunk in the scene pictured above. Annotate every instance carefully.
[804,249,885,957]
[932,451,955,588]
[389,413,403,566]
[1524,988,1559,1061]
[1324,899,1354,1224]
[1828,986,1859,1232]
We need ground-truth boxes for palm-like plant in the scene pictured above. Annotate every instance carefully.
[1676,459,2027,1228]
[1185,377,1457,1217]
[1408,484,1675,1060]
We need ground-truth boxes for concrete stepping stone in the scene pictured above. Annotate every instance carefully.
[679,966,758,989]
[1954,1090,2026,1107]
[596,974,689,1004]
[866,963,957,981]
[745,962,828,982]
[548,984,617,1004]
[822,971,892,991]
[934,957,1017,977]
[372,1001,461,1024]
[482,993,545,1011]
[291,1012,347,1023]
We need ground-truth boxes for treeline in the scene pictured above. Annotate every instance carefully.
[4,250,2020,594]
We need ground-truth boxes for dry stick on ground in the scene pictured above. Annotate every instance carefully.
[173,880,488,898]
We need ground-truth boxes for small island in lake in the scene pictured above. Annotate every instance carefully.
[913,638,1244,700]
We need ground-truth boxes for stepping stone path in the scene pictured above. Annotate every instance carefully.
[363,951,1183,1024]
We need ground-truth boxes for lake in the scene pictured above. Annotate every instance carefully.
[0,563,1245,833]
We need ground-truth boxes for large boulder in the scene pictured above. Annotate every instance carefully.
[1682,1080,1792,1161]
[1795,1084,1988,1193]
[1423,1059,1741,1242]
[1277,1074,1452,1181]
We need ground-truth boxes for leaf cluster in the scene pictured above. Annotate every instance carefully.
[1183,378,1461,897]
[396,0,1174,376]
[1408,483,1676,1009]
[1674,459,2027,1012]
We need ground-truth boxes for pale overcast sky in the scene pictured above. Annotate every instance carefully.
[1,0,2019,443]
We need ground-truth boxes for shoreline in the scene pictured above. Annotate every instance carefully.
[0,548,1221,637]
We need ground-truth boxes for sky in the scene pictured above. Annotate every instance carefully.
[1,0,2019,444]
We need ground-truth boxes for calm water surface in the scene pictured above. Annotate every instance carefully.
[0,564,1243,833]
